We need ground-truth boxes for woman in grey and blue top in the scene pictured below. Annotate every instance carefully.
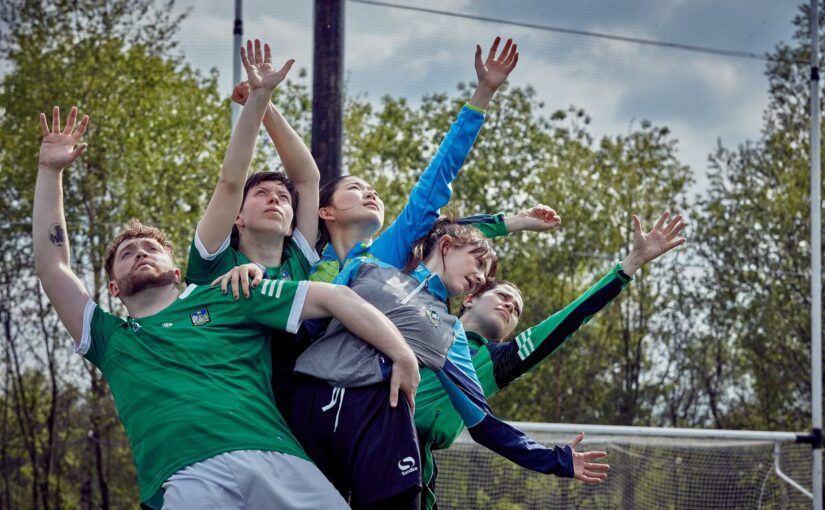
[292,220,609,509]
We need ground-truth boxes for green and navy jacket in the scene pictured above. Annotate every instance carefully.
[309,103,507,283]
[415,264,633,509]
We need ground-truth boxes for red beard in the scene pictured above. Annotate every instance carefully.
[117,267,178,297]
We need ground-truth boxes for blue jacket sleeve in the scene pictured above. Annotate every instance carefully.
[369,105,485,268]
[435,325,575,477]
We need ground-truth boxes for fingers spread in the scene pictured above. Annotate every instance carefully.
[585,462,610,472]
[278,59,295,76]
[39,112,49,137]
[486,36,501,62]
[240,44,250,70]
[254,39,263,65]
[75,115,89,139]
[569,432,585,448]
[52,106,60,133]
[653,210,669,231]
[497,38,513,62]
[264,42,272,64]
[63,106,77,135]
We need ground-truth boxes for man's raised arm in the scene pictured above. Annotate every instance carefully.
[197,39,296,252]
[33,106,92,344]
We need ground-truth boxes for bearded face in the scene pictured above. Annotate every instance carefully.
[109,238,179,298]
[116,267,178,297]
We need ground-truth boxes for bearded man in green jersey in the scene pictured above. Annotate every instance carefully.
[32,100,419,508]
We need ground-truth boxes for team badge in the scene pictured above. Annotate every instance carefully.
[131,321,141,332]
[190,307,211,326]
[426,305,441,327]
[280,269,291,280]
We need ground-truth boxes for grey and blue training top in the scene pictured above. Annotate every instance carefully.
[295,257,575,478]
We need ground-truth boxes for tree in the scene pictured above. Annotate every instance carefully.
[685,1,825,431]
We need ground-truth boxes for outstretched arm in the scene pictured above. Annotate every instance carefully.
[197,40,295,253]
[477,211,687,394]
[231,81,319,242]
[33,106,92,344]
[436,357,608,481]
[370,37,520,267]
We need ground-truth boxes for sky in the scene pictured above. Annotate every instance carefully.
[168,0,801,199]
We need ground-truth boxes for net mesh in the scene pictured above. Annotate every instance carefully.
[433,430,814,509]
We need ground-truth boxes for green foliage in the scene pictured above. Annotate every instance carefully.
[681,1,825,431]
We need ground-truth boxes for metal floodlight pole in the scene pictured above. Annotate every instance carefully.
[810,1,823,508]
[231,0,243,130]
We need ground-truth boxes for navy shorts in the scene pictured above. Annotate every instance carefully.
[291,376,422,506]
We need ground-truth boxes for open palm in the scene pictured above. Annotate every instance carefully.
[39,106,88,171]
[631,211,686,265]
[240,39,294,92]
[475,36,519,90]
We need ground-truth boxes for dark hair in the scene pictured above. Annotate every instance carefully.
[230,171,299,250]
[457,279,521,318]
[104,219,176,280]
[315,175,351,254]
[402,217,498,286]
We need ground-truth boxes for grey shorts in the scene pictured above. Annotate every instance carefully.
[161,450,349,509]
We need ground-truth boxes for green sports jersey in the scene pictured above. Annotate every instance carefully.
[415,264,632,510]
[185,228,319,285]
[78,281,312,506]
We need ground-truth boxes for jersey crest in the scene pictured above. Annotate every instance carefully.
[190,307,211,326]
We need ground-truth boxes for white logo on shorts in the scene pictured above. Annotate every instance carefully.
[398,457,418,476]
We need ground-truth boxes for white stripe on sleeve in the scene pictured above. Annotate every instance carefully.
[193,223,232,261]
[285,281,309,334]
[75,299,97,355]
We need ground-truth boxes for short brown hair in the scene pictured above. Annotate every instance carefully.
[104,219,176,279]
[458,279,520,318]
[403,217,498,282]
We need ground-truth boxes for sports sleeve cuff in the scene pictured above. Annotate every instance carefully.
[292,228,321,265]
[614,263,633,282]
[286,281,309,334]
[193,224,231,261]
[75,299,96,355]
[463,103,487,114]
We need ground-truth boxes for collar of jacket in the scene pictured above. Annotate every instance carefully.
[409,262,449,302]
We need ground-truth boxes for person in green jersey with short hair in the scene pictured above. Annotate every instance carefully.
[33,100,419,509]
[414,211,687,509]
[186,40,320,287]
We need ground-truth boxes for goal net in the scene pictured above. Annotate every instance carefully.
[433,423,814,509]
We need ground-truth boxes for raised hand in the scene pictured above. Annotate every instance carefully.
[240,39,294,92]
[622,211,687,274]
[231,80,251,106]
[568,433,610,484]
[506,204,562,233]
[38,106,89,172]
[469,36,519,109]
[475,36,519,91]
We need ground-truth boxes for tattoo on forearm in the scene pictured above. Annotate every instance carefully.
[48,224,65,247]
